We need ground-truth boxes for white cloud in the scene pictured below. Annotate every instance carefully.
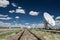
[11,3,17,7]
[0,21,11,27]
[9,10,15,13]
[37,23,44,28]
[56,16,60,19]
[55,20,60,25]
[54,20,60,29]
[51,15,54,18]
[25,23,29,24]
[9,7,25,14]
[0,14,12,20]
[31,23,44,28]
[16,8,25,14]
[0,20,60,29]
[15,16,20,19]
[29,11,39,16]
[18,6,22,9]
[0,0,9,7]
[0,21,26,27]
[0,17,12,20]
[0,14,8,17]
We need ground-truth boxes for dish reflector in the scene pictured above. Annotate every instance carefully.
[44,12,55,26]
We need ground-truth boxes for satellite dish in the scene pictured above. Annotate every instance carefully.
[44,12,55,29]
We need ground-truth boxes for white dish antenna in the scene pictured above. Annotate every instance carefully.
[44,12,55,29]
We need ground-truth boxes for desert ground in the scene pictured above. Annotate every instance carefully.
[0,28,60,40]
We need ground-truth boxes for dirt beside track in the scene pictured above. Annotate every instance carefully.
[19,29,38,40]
[7,29,42,40]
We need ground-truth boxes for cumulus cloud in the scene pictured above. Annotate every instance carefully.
[0,20,60,29]
[0,21,26,27]
[0,14,8,17]
[0,17,12,20]
[29,11,39,16]
[56,16,60,20]
[0,14,12,20]
[9,7,25,14]
[11,3,17,7]
[0,21,11,27]
[16,8,25,14]
[9,10,15,13]
[0,0,9,8]
[15,16,20,19]
[25,23,29,24]
[51,15,54,18]
[31,23,44,28]
[25,23,29,25]
[18,6,22,9]
[55,20,60,25]
[0,21,44,28]
[54,20,60,29]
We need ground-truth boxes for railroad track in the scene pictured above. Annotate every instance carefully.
[7,29,44,40]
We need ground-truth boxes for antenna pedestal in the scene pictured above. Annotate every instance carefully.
[44,20,48,29]
[44,20,52,29]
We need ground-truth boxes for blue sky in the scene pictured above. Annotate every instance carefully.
[0,0,60,28]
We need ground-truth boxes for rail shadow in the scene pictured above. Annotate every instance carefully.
[18,30,25,40]
[28,30,42,40]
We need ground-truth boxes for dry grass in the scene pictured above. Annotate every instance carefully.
[0,28,22,40]
[30,29,60,40]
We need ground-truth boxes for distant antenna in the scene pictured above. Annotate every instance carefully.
[44,12,55,29]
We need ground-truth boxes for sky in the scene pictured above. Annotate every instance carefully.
[0,0,60,28]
